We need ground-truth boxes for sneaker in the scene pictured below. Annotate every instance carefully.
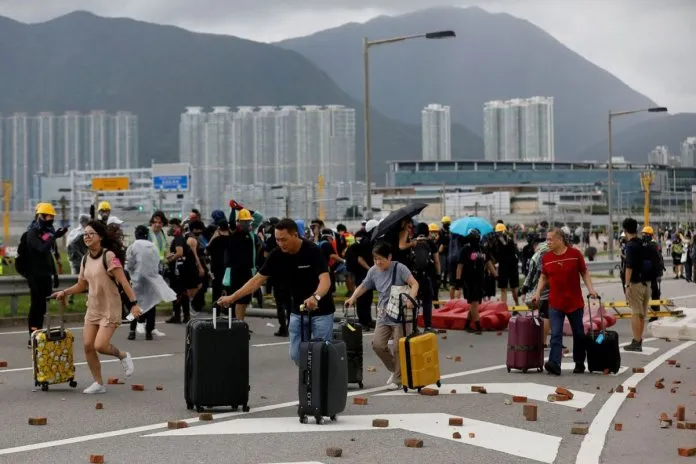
[151,329,166,337]
[623,339,643,352]
[146,333,153,341]
[121,352,135,377]
[127,331,136,341]
[573,364,586,374]
[83,382,106,394]
[387,382,401,391]
[136,323,146,335]
[386,373,395,385]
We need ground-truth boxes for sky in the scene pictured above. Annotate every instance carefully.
[1,0,694,113]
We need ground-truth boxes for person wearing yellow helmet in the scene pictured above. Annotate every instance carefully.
[641,225,665,323]
[96,201,112,224]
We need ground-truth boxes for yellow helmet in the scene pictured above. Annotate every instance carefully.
[97,201,111,212]
[429,223,439,232]
[495,223,507,233]
[441,216,451,224]
[36,203,56,216]
[642,226,654,235]
[237,208,252,221]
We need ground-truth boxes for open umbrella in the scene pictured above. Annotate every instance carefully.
[371,203,428,241]
[450,216,493,237]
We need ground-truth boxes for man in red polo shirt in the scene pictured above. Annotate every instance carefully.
[534,228,598,376]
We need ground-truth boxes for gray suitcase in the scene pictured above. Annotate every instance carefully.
[298,310,348,424]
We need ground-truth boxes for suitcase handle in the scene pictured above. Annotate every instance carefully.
[342,303,357,320]
[586,294,605,338]
[44,297,66,340]
[398,293,419,335]
[212,305,232,329]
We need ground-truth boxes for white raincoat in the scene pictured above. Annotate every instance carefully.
[126,239,177,313]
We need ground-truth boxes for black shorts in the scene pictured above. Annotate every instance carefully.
[462,280,484,303]
[228,268,253,305]
[484,274,496,298]
[497,266,520,289]
[174,266,200,293]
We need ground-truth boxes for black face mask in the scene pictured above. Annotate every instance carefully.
[39,219,54,229]
[100,213,109,222]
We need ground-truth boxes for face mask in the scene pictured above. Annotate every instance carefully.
[100,213,109,222]
[39,219,54,229]
[193,231,201,237]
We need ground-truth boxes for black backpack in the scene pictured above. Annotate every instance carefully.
[14,231,29,277]
[412,238,432,272]
[639,240,662,281]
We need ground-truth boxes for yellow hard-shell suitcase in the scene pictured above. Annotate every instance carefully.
[396,294,441,392]
[31,298,77,391]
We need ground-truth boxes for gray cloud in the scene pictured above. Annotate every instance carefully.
[0,0,694,112]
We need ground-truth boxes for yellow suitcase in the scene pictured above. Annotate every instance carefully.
[31,298,77,391]
[399,331,441,392]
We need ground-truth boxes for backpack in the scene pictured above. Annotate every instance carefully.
[639,241,662,281]
[412,238,432,272]
[448,234,462,268]
[344,242,360,274]
[14,231,29,277]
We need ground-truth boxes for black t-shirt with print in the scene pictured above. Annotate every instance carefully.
[259,239,335,316]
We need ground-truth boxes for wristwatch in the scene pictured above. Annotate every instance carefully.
[313,294,322,302]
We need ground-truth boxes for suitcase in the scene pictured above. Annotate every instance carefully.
[298,306,348,424]
[332,306,364,389]
[32,297,78,391]
[397,293,441,392]
[585,296,621,374]
[506,305,544,373]
[184,306,251,412]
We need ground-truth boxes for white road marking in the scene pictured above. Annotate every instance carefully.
[376,382,594,409]
[560,363,629,375]
[0,354,174,374]
[618,338,659,356]
[146,413,562,464]
[575,340,696,464]
[0,363,507,456]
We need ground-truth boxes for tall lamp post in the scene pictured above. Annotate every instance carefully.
[363,30,456,219]
[607,106,667,260]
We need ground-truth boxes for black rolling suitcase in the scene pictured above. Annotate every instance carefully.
[185,306,251,412]
[332,306,364,389]
[585,295,621,374]
[298,306,348,424]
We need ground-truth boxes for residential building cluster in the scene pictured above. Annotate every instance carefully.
[421,104,452,161]
[648,137,696,167]
[0,111,138,210]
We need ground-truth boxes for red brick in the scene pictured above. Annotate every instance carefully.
[628,387,637,393]
[655,381,665,389]
[468,432,475,438]
[674,380,682,384]
[471,386,487,394]
[627,392,635,399]
[512,396,527,403]
[156,385,164,391]
[0,360,8,368]
[131,384,145,392]
[353,397,368,405]
[657,377,665,382]
[678,447,696,457]
[668,359,677,365]
[404,438,424,448]
[167,421,188,429]
[616,385,624,393]
[28,417,47,426]
[632,367,645,373]
[555,387,574,400]
[89,455,105,464]
[450,389,457,394]
[448,417,463,426]
[199,413,214,421]
[452,432,462,439]
[671,387,679,394]
[677,405,686,421]
[95,402,104,410]
[661,412,670,421]
[614,423,623,431]
[326,447,343,457]
[454,356,462,362]
[523,404,537,421]
[420,388,439,396]
[372,419,389,428]
[107,378,120,385]
[571,423,589,435]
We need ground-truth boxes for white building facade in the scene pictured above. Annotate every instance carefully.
[421,103,451,161]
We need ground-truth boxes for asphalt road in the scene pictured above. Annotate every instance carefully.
[1,276,696,464]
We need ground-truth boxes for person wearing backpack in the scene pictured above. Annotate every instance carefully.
[643,226,666,323]
[623,218,657,353]
[410,222,440,330]
[18,203,67,347]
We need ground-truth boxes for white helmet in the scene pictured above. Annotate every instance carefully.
[365,219,379,233]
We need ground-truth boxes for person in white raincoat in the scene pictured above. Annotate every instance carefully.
[126,225,177,341]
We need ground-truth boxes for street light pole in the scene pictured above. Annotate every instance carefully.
[362,30,455,219]
[606,106,667,260]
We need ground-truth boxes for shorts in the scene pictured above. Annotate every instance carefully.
[626,282,650,319]
[497,266,520,289]
[672,254,682,267]
[462,280,484,303]
[484,274,496,298]
[228,268,253,305]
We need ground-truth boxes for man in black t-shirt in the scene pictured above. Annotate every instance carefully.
[218,218,334,364]
[165,218,201,324]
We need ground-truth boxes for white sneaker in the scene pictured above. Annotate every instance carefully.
[121,352,135,377]
[387,382,401,391]
[151,329,166,337]
[83,382,106,394]
[386,373,395,385]
[136,323,146,335]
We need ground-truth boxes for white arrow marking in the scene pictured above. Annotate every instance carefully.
[145,413,561,463]
[375,382,594,409]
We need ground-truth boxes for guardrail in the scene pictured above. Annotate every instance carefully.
[0,260,620,317]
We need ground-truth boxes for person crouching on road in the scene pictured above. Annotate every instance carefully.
[217,218,334,365]
[51,220,143,394]
[533,228,598,376]
[125,225,177,340]
[345,242,419,391]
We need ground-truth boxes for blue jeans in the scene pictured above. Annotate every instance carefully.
[288,313,334,365]
[549,307,586,367]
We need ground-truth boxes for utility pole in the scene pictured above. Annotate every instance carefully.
[640,171,654,227]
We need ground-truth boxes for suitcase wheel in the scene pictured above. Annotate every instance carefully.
[330,415,337,422]
[358,382,364,389]
[403,386,408,393]
[186,402,194,410]
[315,416,324,425]
[299,415,308,424]
[436,380,441,388]
[522,368,528,373]
[242,405,250,412]
[196,406,204,413]
[417,387,422,393]
[41,383,49,392]
[507,367,511,373]
[69,380,77,388]
[537,367,543,373]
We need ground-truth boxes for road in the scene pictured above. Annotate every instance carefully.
[1,276,695,464]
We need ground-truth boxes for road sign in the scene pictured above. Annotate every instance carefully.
[147,413,562,463]
[153,175,189,192]
[91,177,129,191]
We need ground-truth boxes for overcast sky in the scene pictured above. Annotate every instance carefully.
[1,0,694,113]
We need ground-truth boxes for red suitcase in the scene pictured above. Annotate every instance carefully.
[506,309,544,373]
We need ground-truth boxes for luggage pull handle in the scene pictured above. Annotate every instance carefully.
[398,293,419,335]
[212,305,233,330]
[342,304,358,333]
[586,294,605,339]
[45,297,66,340]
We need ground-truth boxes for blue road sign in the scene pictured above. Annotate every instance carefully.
[153,175,189,191]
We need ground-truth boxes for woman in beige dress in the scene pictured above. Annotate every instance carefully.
[52,220,143,394]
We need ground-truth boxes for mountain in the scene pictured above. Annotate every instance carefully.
[577,113,696,162]
[278,6,660,159]
[0,11,482,186]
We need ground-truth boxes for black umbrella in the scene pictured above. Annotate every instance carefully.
[371,203,428,241]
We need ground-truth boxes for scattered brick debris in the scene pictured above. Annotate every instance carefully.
[672,387,680,394]
[199,413,214,421]
[468,432,475,438]
[668,360,677,366]
[448,417,463,426]
[678,447,696,457]
[627,392,636,399]
[0,360,8,368]
[677,405,686,421]
[372,419,389,428]
[628,387,637,393]
[655,381,665,389]
[661,412,671,421]
[450,389,457,394]
[452,432,462,439]
[89,455,105,464]
[28,417,47,426]
[614,423,623,431]
[523,404,537,421]
[326,447,343,457]
[366,366,377,372]
[571,423,589,435]
[547,394,570,402]
[512,396,527,403]
[674,380,682,384]
[167,421,188,429]
[404,438,423,448]
[131,384,145,392]
[353,397,368,405]
[156,385,164,391]
[420,388,439,396]
[632,367,645,373]
[555,387,574,400]
[677,422,696,430]
[95,402,104,410]
[454,356,462,362]
[471,386,487,394]
[616,385,624,393]
[107,378,120,385]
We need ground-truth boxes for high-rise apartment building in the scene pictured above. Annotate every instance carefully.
[0,111,139,211]
[648,145,671,165]
[682,137,696,168]
[421,104,451,161]
[180,105,356,212]
[483,96,555,162]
